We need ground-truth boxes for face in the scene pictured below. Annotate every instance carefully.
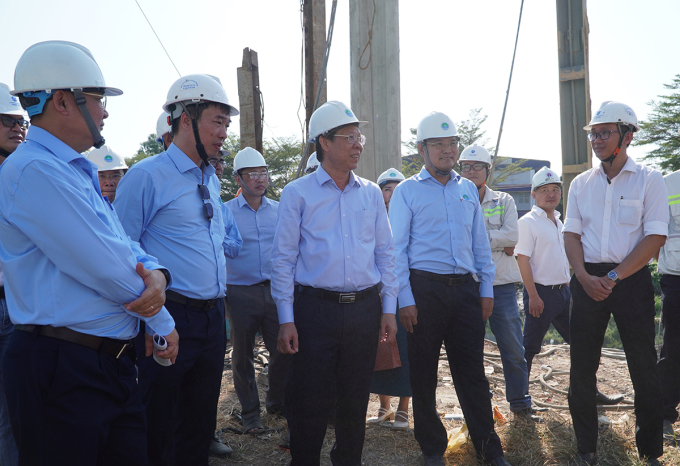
[420,137,459,174]
[197,106,230,157]
[532,183,562,211]
[236,165,269,196]
[98,169,125,201]
[589,122,631,161]
[459,162,489,187]
[208,156,225,178]
[381,182,399,209]
[320,125,363,173]
[0,113,28,154]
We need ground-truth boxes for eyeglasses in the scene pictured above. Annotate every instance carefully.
[82,91,107,109]
[427,137,461,150]
[208,159,226,168]
[460,162,488,173]
[98,173,123,182]
[587,130,619,141]
[334,133,366,145]
[244,172,269,180]
[197,184,214,220]
[1,116,29,130]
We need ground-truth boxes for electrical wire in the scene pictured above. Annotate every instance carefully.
[134,0,181,77]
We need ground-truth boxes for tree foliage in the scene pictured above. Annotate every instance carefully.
[125,133,164,167]
[634,74,680,173]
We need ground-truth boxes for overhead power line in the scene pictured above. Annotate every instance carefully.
[134,0,182,77]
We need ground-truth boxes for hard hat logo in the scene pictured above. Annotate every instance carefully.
[180,80,198,90]
[105,155,113,162]
[345,109,353,117]
[625,108,634,117]
[390,173,396,177]
[471,150,476,154]
[441,123,449,130]
[462,194,470,201]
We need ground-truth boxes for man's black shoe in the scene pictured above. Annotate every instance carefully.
[209,435,233,457]
[595,390,624,405]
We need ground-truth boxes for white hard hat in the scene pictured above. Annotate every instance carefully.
[155,112,172,143]
[308,101,367,143]
[416,112,458,142]
[0,83,26,116]
[163,74,238,121]
[459,144,492,165]
[86,145,127,171]
[305,152,320,173]
[531,167,562,191]
[233,147,267,174]
[377,168,405,186]
[584,101,639,132]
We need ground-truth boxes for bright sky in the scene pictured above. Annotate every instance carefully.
[3,0,678,175]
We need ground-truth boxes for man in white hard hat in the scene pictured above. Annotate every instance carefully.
[87,145,127,202]
[0,82,27,466]
[305,151,319,174]
[459,144,535,422]
[564,101,667,466]
[226,148,290,435]
[155,111,173,150]
[114,74,238,465]
[377,167,405,212]
[389,113,510,466]
[272,100,398,465]
[0,40,177,465]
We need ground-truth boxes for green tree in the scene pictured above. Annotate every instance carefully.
[125,133,164,167]
[634,74,680,173]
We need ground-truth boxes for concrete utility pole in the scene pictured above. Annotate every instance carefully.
[237,48,263,153]
[350,0,402,181]
[556,0,592,214]
[304,0,327,144]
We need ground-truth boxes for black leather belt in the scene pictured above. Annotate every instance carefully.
[298,284,378,304]
[15,325,134,359]
[410,269,471,286]
[536,283,568,290]
[255,280,270,287]
[166,290,218,312]
[0,286,4,299]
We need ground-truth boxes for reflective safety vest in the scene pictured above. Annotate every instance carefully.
[481,187,522,285]
[659,170,680,275]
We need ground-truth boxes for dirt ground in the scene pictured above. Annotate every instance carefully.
[209,340,680,466]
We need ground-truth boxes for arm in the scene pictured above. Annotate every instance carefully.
[488,196,519,250]
[564,232,612,301]
[221,204,243,259]
[373,190,398,343]
[471,191,495,299]
[517,255,543,317]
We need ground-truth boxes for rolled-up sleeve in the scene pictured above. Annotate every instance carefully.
[514,217,535,258]
[563,178,583,235]
[643,170,670,237]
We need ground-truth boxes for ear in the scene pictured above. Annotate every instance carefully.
[531,190,537,200]
[180,112,193,132]
[234,173,243,188]
[623,130,634,146]
[418,142,425,158]
[49,90,72,117]
[319,135,332,153]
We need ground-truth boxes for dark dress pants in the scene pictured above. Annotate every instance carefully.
[408,273,504,462]
[569,264,662,459]
[136,298,226,466]
[658,274,680,423]
[2,329,146,466]
[287,287,381,466]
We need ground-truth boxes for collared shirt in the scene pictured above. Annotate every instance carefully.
[516,206,571,285]
[658,170,680,275]
[0,127,174,339]
[271,166,398,324]
[481,187,522,285]
[114,143,227,300]
[221,202,243,261]
[564,156,669,263]
[225,195,276,286]
[389,167,495,307]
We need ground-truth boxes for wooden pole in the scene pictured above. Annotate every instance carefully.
[237,48,263,152]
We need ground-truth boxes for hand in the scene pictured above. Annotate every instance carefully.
[503,246,515,256]
[399,305,418,333]
[277,323,299,354]
[577,274,612,302]
[145,328,179,364]
[125,263,167,317]
[480,297,494,321]
[379,314,397,343]
[528,294,544,318]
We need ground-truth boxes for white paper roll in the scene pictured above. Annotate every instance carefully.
[153,333,172,366]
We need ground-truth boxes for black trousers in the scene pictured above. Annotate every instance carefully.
[569,264,662,459]
[2,329,146,466]
[136,298,226,466]
[658,274,680,423]
[408,272,504,461]
[287,287,381,466]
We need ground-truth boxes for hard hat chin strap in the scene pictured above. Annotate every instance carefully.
[179,102,211,168]
[236,173,267,198]
[601,123,629,183]
[72,89,105,149]
[423,144,450,177]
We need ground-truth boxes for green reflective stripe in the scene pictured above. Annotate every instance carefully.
[669,193,680,200]
[670,199,680,206]
[484,206,505,217]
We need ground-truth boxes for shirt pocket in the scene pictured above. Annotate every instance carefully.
[616,199,643,226]
[355,210,377,243]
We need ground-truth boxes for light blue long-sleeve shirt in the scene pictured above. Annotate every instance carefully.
[221,202,243,260]
[0,127,175,339]
[225,195,276,285]
[114,143,227,300]
[389,167,495,307]
[271,166,399,324]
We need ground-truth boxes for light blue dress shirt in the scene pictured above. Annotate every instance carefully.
[389,167,495,307]
[225,195,277,286]
[0,127,175,339]
[220,202,243,261]
[114,143,228,299]
[271,166,399,324]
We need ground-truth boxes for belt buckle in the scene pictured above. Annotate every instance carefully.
[339,293,356,304]
[116,343,131,359]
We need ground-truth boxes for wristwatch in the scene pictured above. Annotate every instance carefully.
[159,269,171,287]
[607,270,621,284]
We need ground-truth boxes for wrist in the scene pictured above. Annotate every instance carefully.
[158,269,171,288]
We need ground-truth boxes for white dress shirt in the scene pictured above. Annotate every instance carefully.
[563,156,668,263]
